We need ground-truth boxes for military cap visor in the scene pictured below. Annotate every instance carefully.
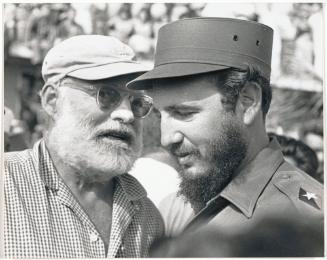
[127,17,273,90]
[129,63,230,88]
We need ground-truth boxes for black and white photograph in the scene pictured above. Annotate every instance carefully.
[1,2,324,258]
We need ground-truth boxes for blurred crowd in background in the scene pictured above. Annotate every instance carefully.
[4,3,324,78]
[3,3,324,183]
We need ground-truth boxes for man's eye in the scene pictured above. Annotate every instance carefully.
[172,110,196,119]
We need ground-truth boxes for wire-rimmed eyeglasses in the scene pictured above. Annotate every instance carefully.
[59,82,153,119]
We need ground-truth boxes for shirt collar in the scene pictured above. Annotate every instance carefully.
[220,138,284,218]
[33,139,61,191]
[34,139,147,201]
[116,174,147,201]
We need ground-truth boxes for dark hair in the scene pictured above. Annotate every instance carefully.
[268,133,319,179]
[205,67,272,116]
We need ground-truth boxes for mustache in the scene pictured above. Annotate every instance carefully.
[94,124,136,143]
[170,143,200,157]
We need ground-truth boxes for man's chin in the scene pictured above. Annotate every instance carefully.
[98,142,134,155]
[79,157,133,183]
[64,148,137,180]
[178,164,211,180]
[99,151,136,172]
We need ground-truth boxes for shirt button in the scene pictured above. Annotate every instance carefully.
[90,233,98,243]
[134,204,140,211]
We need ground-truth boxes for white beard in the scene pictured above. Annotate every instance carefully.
[48,103,142,184]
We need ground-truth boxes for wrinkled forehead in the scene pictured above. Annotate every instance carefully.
[61,74,146,94]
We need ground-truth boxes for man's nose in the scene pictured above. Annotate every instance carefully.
[160,114,183,149]
[110,97,134,124]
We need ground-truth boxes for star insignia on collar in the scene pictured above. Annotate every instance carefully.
[299,187,320,210]
[302,191,317,201]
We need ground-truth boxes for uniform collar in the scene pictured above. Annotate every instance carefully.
[34,139,147,201]
[220,138,284,218]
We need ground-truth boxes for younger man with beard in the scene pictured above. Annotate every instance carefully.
[127,17,323,247]
[4,35,163,258]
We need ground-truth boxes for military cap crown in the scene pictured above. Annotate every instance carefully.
[128,17,273,89]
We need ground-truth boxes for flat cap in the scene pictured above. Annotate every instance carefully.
[128,17,273,89]
[42,35,149,84]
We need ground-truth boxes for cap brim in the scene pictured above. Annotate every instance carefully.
[67,62,151,81]
[127,63,230,89]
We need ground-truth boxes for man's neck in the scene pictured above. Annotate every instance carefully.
[46,141,115,201]
[59,167,115,205]
[238,131,270,173]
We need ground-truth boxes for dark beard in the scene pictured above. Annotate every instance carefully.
[177,119,247,213]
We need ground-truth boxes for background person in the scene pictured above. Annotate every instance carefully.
[3,106,28,152]
[4,106,14,152]
[268,132,319,180]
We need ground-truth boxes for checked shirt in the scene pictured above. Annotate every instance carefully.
[4,139,164,258]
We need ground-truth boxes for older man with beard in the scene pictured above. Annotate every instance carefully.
[127,18,323,255]
[4,35,163,258]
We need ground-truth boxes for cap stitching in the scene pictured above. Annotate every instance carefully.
[61,60,141,75]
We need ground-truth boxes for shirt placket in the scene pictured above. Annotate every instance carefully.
[87,227,105,257]
[107,186,137,258]
[56,182,106,257]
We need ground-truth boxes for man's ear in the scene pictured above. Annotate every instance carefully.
[237,82,262,125]
[40,84,58,119]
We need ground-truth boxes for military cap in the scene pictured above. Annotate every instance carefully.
[128,17,273,89]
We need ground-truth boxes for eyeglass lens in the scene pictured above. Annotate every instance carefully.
[97,87,152,118]
[130,95,153,118]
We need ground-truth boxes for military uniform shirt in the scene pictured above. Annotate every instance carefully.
[4,139,164,258]
[159,138,323,237]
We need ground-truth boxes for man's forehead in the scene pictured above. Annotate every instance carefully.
[151,76,220,104]
[62,75,144,93]
[95,73,141,85]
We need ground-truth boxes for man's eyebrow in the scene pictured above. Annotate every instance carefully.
[94,82,121,88]
[95,82,143,93]
[164,104,200,111]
